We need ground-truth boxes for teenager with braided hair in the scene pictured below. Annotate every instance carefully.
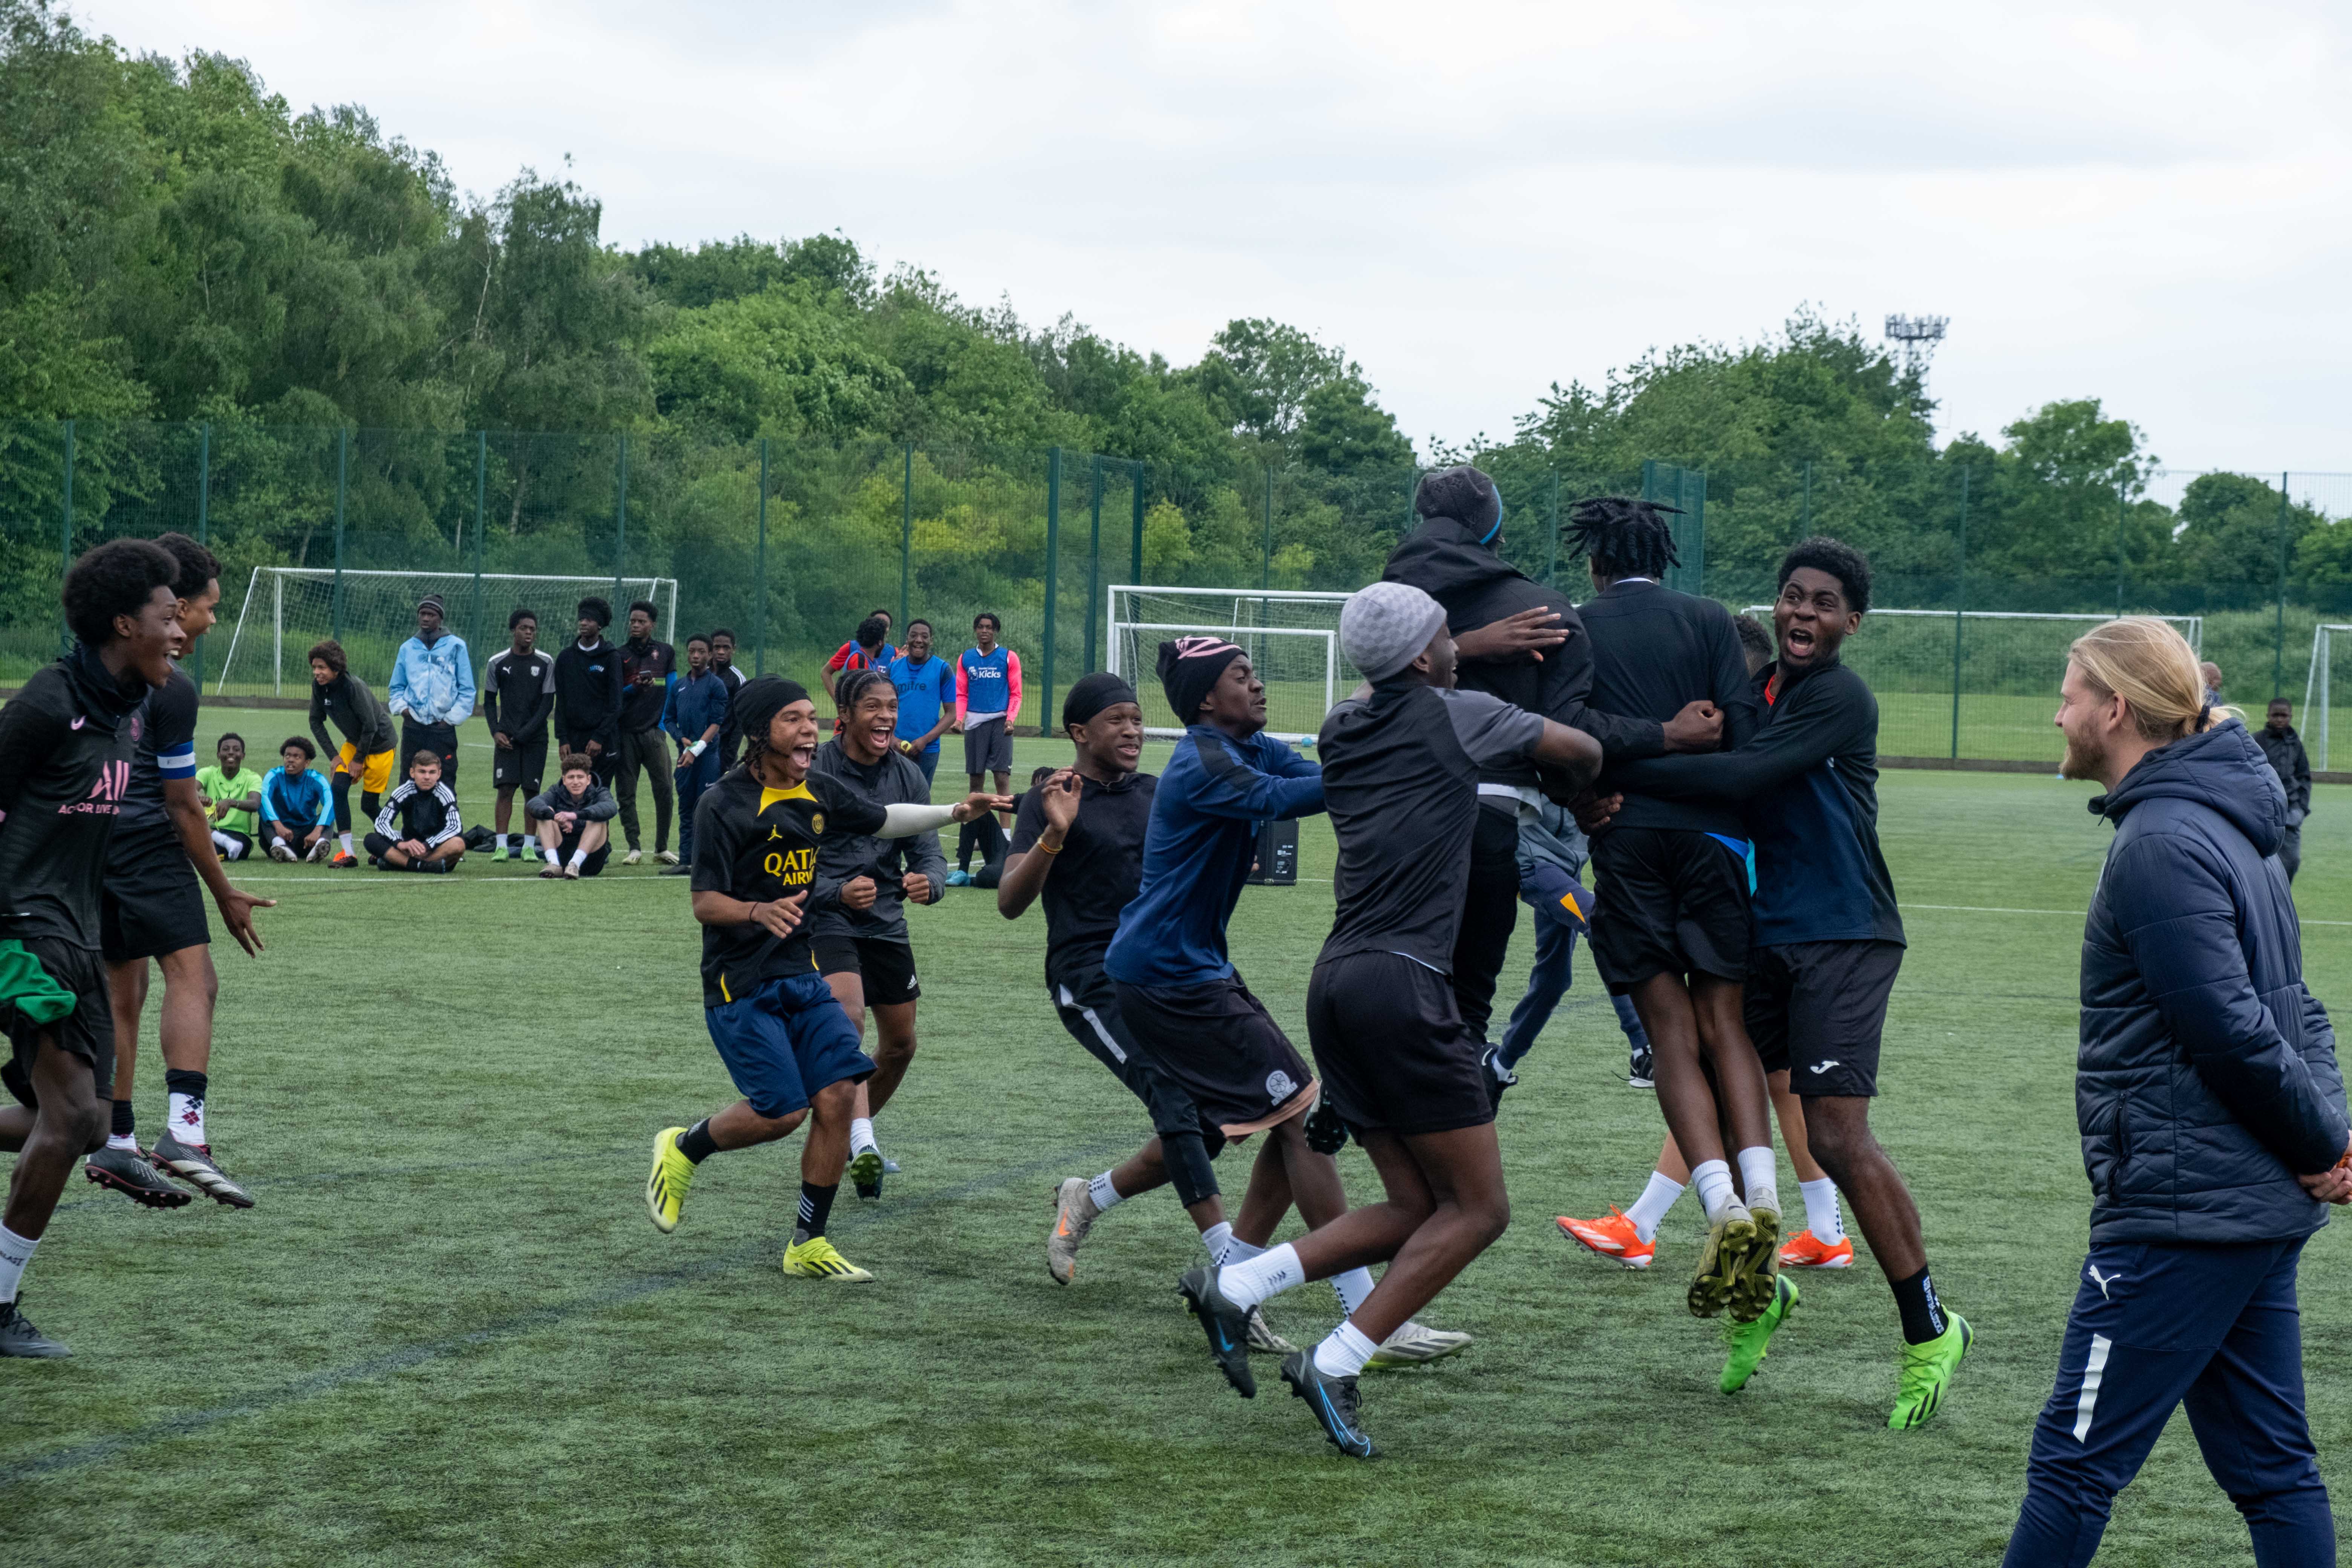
[1565,493,1786,1328]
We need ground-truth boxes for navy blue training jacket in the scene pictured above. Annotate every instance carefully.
[2079,718,2347,1243]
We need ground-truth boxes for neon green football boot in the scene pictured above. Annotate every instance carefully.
[782,1235,874,1281]
[645,1127,695,1234]
[1890,1313,1972,1430]
[1720,1274,1798,1393]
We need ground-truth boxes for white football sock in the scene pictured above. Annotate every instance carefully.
[567,848,586,870]
[168,1091,206,1146]
[1087,1170,1122,1212]
[0,1223,36,1304]
[1200,1221,1234,1261]
[1331,1267,1377,1317]
[210,829,239,860]
[338,831,354,855]
[849,1118,878,1157]
[1312,1319,1379,1379]
[1801,1177,1845,1244]
[543,844,561,866]
[1627,1169,1685,1243]
[106,1132,138,1152]
[1215,1241,1303,1310]
[1220,1235,1265,1263]
[1736,1145,1780,1218]
[1690,1159,1738,1225]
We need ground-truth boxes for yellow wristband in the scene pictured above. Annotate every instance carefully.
[1037,839,1063,855]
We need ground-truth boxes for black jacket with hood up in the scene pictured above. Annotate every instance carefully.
[1382,514,1664,787]
[2078,718,2347,1243]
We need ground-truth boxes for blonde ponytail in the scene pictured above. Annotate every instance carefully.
[2067,618,2236,743]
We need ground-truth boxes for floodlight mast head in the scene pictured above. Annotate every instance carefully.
[1885,314,1949,381]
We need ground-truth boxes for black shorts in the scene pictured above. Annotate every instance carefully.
[1588,825,1753,992]
[101,830,209,963]
[963,716,1013,776]
[492,734,548,792]
[1112,972,1315,1137]
[547,831,611,877]
[1051,966,1224,1152]
[1745,939,1902,1098]
[1,937,115,1109]
[1308,951,1494,1137]
[813,934,922,1005]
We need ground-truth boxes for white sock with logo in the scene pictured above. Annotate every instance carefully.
[1736,1145,1781,1220]
[1331,1267,1377,1317]
[1086,1170,1122,1212]
[1200,1221,1234,1261]
[850,1118,879,1158]
[1690,1159,1738,1225]
[106,1132,138,1152]
[1627,1170,1685,1243]
[0,1223,36,1304]
[1215,1242,1303,1310]
[1220,1234,1264,1264]
[1312,1319,1379,1379]
[169,1091,207,1146]
[1801,1177,1845,1244]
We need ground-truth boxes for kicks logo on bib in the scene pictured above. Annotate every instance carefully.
[1265,1070,1295,1102]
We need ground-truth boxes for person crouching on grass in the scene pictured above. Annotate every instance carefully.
[640,677,1007,1282]
[527,755,618,879]
[364,751,465,872]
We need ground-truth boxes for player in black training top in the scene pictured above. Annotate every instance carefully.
[1184,583,1600,1458]
[0,539,185,1357]
[484,608,556,861]
[1569,495,1787,1326]
[98,533,273,1212]
[640,677,1004,1283]
[999,674,1239,1284]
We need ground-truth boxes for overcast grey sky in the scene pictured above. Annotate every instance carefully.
[72,0,2352,470]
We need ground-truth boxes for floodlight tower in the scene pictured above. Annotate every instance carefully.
[1885,314,1948,388]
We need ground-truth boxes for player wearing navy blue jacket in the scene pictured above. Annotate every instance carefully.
[1609,539,1966,1421]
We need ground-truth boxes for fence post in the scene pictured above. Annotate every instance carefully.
[331,426,348,643]
[192,422,211,691]
[471,431,487,664]
[2272,472,2293,699]
[612,433,628,604]
[899,443,913,633]
[2115,484,2127,617]
[1042,446,1062,733]
[57,420,73,655]
[1544,469,1560,587]
[1801,460,1812,537]
[1260,465,1274,591]
[1086,454,1103,674]
[1130,462,1144,584]
[1950,464,1970,760]
[755,438,769,677]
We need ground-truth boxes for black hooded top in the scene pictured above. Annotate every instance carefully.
[1381,516,1664,790]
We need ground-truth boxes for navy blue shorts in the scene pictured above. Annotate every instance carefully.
[704,970,873,1119]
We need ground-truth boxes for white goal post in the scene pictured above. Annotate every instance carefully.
[2303,624,2352,771]
[1107,585,1355,742]
[215,568,680,697]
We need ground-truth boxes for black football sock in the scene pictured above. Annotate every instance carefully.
[678,1119,720,1164]
[111,1099,135,1138]
[1891,1263,1949,1344]
[794,1180,838,1245]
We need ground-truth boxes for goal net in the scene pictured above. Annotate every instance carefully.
[2303,624,2352,771]
[1108,586,1356,741]
[214,568,679,698]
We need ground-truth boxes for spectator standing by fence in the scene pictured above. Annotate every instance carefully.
[664,634,731,874]
[890,619,957,793]
[555,599,623,787]
[485,609,556,862]
[2259,698,2313,884]
[709,628,747,767]
[614,599,678,866]
[386,595,475,790]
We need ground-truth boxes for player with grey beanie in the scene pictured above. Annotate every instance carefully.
[1340,582,1450,684]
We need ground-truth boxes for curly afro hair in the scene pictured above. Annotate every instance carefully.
[63,539,179,648]
[1778,536,1872,615]
[152,531,221,600]
[1565,495,1682,580]
[577,596,612,629]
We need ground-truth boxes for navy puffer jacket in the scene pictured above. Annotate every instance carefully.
[2079,718,2347,1242]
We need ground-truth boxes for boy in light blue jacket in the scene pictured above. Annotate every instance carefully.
[387,593,476,788]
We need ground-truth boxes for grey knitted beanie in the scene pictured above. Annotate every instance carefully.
[1341,581,1449,683]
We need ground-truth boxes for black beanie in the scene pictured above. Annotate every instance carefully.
[734,676,811,745]
[1157,637,1244,726]
[1063,672,1139,732]
[1413,464,1501,533]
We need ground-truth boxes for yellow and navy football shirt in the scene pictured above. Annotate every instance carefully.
[691,767,886,1006]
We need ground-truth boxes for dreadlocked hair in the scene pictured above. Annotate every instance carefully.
[1566,495,1682,580]
[836,666,893,714]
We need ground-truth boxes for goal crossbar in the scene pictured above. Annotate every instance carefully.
[1741,605,2203,651]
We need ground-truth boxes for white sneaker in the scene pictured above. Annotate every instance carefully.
[655,849,679,866]
[268,842,295,862]
[1047,1177,1100,1285]
[1366,1320,1475,1368]
[623,849,643,865]
[305,838,331,863]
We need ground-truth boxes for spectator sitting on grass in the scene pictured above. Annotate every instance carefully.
[196,732,265,863]
[364,750,466,873]
[260,737,334,862]
[527,753,619,880]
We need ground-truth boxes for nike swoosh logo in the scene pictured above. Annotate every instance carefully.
[70,716,86,730]
[1809,1060,1840,1073]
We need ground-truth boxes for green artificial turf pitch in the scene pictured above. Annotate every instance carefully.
[5,712,2351,1567]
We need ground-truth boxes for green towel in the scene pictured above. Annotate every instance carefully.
[0,940,75,1026]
